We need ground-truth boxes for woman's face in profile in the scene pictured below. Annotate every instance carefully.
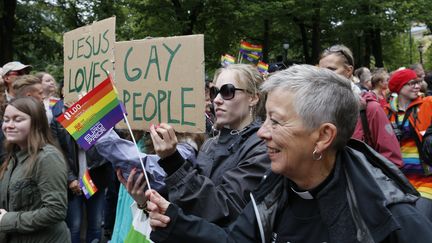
[212,69,253,130]
[2,105,31,149]
[41,74,56,95]
[380,74,389,90]
[257,88,315,179]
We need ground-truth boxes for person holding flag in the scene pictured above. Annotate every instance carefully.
[54,76,127,243]
[125,64,270,227]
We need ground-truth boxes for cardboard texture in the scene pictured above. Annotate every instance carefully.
[114,35,205,133]
[63,17,116,103]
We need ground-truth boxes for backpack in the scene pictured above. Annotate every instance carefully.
[421,123,432,166]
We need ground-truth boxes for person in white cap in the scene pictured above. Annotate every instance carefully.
[1,61,31,101]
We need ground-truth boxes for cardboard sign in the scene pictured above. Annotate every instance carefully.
[63,17,115,103]
[114,35,205,132]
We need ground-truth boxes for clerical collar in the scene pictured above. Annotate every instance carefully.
[289,163,336,200]
[290,187,314,200]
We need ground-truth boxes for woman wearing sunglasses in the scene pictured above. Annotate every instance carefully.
[125,64,270,226]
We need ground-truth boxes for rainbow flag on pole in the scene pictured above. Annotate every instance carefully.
[257,61,269,74]
[57,76,125,150]
[80,169,98,199]
[242,52,260,62]
[221,54,236,67]
[240,41,263,53]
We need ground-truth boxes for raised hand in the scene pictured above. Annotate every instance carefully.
[149,123,178,159]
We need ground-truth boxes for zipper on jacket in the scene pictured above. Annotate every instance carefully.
[250,192,266,243]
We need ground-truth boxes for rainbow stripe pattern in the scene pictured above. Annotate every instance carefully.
[57,76,124,150]
[240,41,262,53]
[49,97,60,108]
[257,61,269,73]
[242,52,260,62]
[221,54,236,67]
[80,169,98,199]
[389,99,432,200]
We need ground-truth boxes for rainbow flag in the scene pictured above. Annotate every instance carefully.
[221,54,236,67]
[80,169,98,199]
[240,41,262,53]
[257,61,269,73]
[242,52,260,62]
[49,97,60,108]
[57,76,125,150]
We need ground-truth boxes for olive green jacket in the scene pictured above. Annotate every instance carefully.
[0,144,70,243]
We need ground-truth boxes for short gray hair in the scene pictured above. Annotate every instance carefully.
[262,65,359,149]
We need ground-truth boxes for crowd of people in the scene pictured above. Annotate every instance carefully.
[0,42,432,243]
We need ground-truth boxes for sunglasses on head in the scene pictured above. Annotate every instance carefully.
[210,84,245,100]
[325,48,354,66]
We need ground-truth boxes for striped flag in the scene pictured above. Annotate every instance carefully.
[49,97,60,108]
[221,54,236,67]
[80,169,98,199]
[57,76,125,150]
[240,41,262,53]
[242,52,260,63]
[257,61,269,74]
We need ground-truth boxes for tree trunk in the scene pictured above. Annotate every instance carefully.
[310,1,321,65]
[263,19,270,63]
[0,0,17,65]
[171,0,203,35]
[363,31,371,68]
[294,17,310,64]
[371,28,383,67]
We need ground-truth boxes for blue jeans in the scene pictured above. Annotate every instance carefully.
[66,191,105,243]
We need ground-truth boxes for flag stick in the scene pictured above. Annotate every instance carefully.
[122,113,152,191]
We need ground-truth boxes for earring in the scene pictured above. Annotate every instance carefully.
[312,148,322,161]
[249,106,254,117]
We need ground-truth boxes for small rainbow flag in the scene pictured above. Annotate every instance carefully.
[57,76,125,150]
[257,61,269,73]
[240,41,262,53]
[49,97,60,108]
[221,54,236,67]
[80,169,98,199]
[242,52,260,62]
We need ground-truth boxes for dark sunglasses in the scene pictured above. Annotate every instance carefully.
[210,84,245,100]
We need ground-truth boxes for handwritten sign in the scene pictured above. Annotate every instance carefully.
[114,35,205,132]
[63,17,115,103]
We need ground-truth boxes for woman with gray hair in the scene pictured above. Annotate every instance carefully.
[319,44,403,167]
[142,65,432,243]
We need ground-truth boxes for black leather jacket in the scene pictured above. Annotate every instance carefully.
[159,119,271,226]
[151,140,432,243]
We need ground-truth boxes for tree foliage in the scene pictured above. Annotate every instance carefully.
[1,0,431,82]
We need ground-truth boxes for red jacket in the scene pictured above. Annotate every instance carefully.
[352,92,403,167]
